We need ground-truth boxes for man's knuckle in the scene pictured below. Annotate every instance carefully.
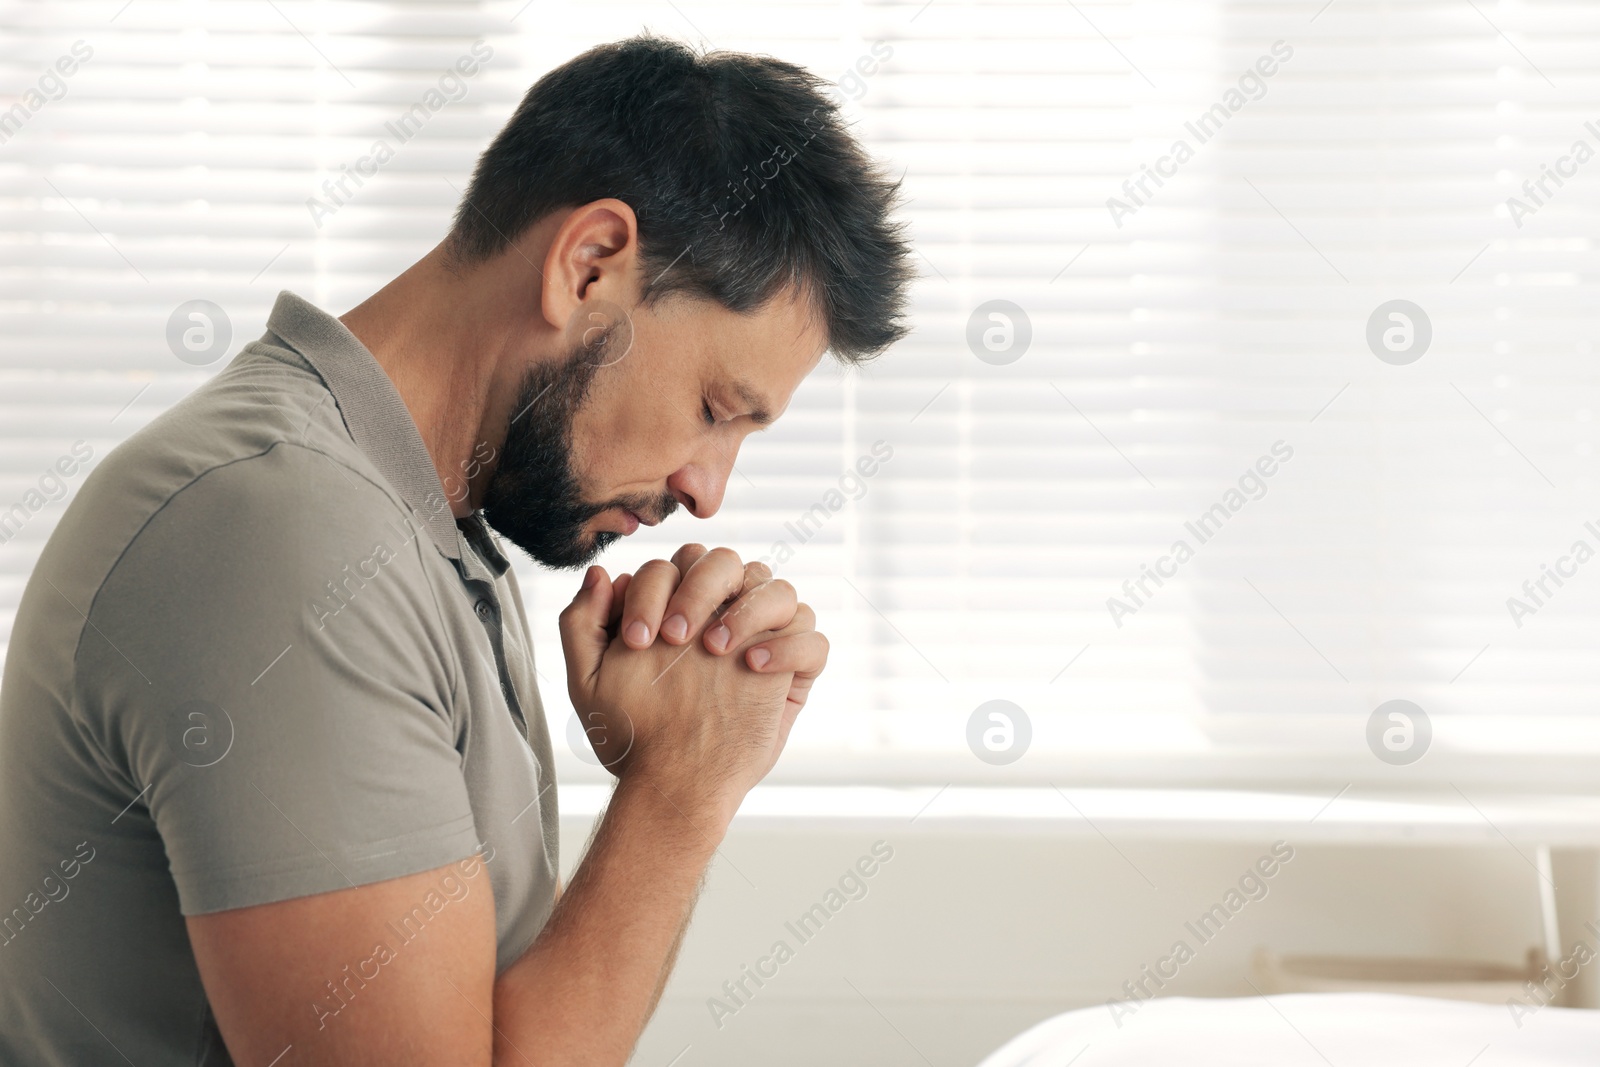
[704,546,743,574]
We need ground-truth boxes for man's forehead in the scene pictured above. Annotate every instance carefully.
[725,285,826,348]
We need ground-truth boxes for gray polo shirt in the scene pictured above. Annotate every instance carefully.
[0,290,559,1065]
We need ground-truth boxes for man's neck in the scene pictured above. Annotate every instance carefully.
[339,243,524,518]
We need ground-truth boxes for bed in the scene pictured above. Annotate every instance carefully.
[975,992,1600,1066]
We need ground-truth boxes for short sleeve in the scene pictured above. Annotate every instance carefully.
[77,442,480,915]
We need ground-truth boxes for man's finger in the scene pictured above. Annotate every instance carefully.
[606,572,632,632]
[669,543,709,574]
[740,559,773,592]
[660,547,746,645]
[779,601,815,637]
[706,578,798,655]
[557,565,613,701]
[619,558,681,648]
[743,628,828,677]
[775,673,813,750]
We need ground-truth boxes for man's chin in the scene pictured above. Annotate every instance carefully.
[534,531,619,571]
[565,530,621,568]
[482,513,619,571]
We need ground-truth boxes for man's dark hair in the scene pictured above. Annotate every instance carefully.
[446,34,913,362]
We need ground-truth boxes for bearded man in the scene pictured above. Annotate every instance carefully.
[0,34,912,1066]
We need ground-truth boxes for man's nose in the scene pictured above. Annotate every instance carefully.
[667,452,733,519]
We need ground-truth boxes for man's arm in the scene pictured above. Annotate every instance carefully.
[187,773,725,1066]
[493,551,821,1062]
[189,551,826,1066]
[648,874,701,1016]
[492,771,726,1062]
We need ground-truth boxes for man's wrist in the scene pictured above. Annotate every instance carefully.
[614,763,740,847]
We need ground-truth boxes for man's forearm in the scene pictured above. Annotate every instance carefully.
[645,892,699,1018]
[491,772,729,1065]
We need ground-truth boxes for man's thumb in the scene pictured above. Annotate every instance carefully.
[558,565,612,696]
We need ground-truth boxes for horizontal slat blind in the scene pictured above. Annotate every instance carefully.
[4,1,1599,792]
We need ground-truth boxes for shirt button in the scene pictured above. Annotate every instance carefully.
[475,599,492,619]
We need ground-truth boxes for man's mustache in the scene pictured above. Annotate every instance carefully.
[598,492,680,526]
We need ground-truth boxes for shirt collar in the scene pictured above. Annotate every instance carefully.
[261,289,508,580]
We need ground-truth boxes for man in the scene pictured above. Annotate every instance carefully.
[0,34,912,1066]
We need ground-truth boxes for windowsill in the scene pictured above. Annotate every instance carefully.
[556,783,1600,846]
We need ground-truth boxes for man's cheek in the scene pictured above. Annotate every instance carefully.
[565,407,609,497]
[580,388,670,489]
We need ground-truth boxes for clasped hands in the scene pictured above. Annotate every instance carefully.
[558,544,827,809]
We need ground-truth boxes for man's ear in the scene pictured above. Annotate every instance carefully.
[538,198,640,332]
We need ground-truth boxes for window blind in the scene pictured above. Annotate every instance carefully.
[4,0,1598,794]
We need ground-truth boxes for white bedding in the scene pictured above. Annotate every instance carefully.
[976,993,1600,1066]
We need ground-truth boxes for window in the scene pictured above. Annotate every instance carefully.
[4,1,1595,794]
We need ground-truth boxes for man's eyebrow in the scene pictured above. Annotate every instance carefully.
[730,378,774,426]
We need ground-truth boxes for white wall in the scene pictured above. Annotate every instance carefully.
[558,807,1598,1067]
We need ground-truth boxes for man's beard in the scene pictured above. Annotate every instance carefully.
[479,339,678,569]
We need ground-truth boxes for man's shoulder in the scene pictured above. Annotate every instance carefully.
[103,339,380,508]
[32,343,430,637]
